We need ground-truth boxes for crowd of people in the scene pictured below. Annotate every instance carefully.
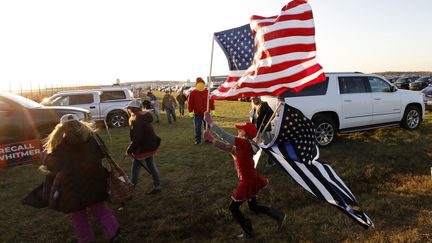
[28,77,282,242]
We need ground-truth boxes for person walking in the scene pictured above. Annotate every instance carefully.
[147,90,161,123]
[176,90,187,117]
[162,90,177,124]
[187,77,215,145]
[43,114,120,243]
[203,111,285,239]
[250,96,276,167]
[126,99,162,195]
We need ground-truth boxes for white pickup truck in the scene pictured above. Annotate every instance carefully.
[41,87,135,127]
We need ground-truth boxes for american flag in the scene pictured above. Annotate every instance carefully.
[211,0,326,100]
[262,103,374,229]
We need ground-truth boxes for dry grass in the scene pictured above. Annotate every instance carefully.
[1,92,431,242]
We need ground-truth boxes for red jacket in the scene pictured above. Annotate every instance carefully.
[187,89,215,116]
[231,137,268,201]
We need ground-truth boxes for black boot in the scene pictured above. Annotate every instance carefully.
[238,219,255,239]
[267,208,286,230]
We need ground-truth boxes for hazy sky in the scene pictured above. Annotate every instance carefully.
[1,0,431,90]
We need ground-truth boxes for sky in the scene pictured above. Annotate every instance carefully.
[1,0,431,91]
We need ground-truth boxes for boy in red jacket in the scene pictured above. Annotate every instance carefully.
[203,111,285,239]
[187,77,215,145]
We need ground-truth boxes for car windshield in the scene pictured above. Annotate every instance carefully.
[416,77,430,82]
[1,92,43,108]
[395,78,408,83]
[421,87,432,95]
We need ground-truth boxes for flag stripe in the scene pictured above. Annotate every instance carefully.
[253,11,314,29]
[218,62,323,89]
[321,163,357,202]
[255,20,315,40]
[255,36,316,54]
[249,55,317,76]
[324,164,356,199]
[276,143,325,200]
[269,148,316,196]
[306,162,355,205]
[212,71,325,98]
[259,43,317,60]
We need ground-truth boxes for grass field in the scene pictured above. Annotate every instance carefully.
[1,92,432,242]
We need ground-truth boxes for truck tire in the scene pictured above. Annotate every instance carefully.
[313,116,336,147]
[400,105,421,130]
[107,112,128,128]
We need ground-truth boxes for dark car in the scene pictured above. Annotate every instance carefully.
[409,76,432,91]
[0,92,92,167]
[421,86,432,111]
[394,76,419,89]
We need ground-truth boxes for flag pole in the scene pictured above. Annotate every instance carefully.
[257,102,282,141]
[206,35,215,128]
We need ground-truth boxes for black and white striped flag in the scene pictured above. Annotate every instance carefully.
[262,103,374,229]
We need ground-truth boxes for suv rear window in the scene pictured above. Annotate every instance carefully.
[280,77,329,98]
[100,91,126,101]
[338,77,368,94]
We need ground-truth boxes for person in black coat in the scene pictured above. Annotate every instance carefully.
[126,99,162,195]
[250,96,276,167]
[43,114,120,243]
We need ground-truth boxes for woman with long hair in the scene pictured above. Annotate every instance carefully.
[43,114,120,243]
[126,99,162,194]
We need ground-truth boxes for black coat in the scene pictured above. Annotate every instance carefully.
[252,102,274,132]
[127,111,161,156]
[45,133,108,213]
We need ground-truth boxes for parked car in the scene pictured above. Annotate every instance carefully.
[41,87,134,128]
[262,72,425,146]
[394,76,420,89]
[409,76,432,91]
[421,86,432,110]
[0,92,92,167]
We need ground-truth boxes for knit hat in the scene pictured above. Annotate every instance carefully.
[126,99,142,109]
[235,122,257,139]
[60,114,79,124]
[196,77,205,84]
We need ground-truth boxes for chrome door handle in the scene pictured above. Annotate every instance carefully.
[343,100,352,102]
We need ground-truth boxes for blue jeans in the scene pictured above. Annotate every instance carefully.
[165,107,176,124]
[193,115,207,143]
[131,157,160,189]
[178,104,185,116]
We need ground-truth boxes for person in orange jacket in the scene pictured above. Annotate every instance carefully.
[187,77,215,145]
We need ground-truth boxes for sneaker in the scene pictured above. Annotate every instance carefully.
[194,141,201,145]
[146,188,161,195]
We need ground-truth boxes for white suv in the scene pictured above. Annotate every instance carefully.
[262,72,425,146]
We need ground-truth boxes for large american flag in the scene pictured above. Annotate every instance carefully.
[261,103,374,229]
[211,0,326,100]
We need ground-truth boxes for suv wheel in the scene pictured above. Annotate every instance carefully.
[400,106,421,130]
[107,112,128,128]
[313,116,336,147]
